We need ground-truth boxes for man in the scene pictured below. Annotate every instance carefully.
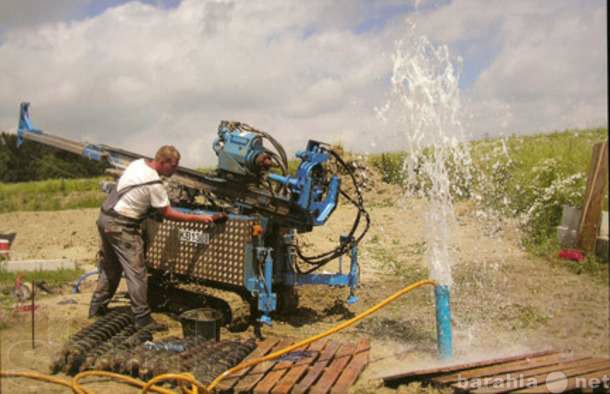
[89,145,226,329]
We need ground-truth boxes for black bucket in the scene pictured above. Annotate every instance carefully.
[179,308,223,341]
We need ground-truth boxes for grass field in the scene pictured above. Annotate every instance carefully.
[0,177,106,214]
[368,127,608,250]
[0,266,85,287]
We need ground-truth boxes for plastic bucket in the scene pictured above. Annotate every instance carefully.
[179,308,223,341]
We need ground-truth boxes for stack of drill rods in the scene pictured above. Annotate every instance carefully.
[177,340,235,371]
[79,324,137,372]
[111,336,182,375]
[135,339,256,385]
[137,336,209,380]
[94,337,256,385]
[66,309,130,342]
[137,338,230,381]
[93,330,163,372]
[192,339,257,385]
[50,309,134,375]
[62,312,134,375]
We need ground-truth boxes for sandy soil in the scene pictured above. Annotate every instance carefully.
[0,180,608,393]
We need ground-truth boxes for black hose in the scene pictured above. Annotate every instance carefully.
[225,123,370,273]
[295,149,370,274]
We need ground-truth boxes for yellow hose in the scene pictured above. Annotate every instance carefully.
[202,278,436,393]
[72,370,176,394]
[0,278,437,394]
[140,373,205,394]
[0,370,90,393]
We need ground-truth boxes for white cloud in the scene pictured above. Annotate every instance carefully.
[409,0,607,137]
[0,0,92,30]
[0,0,606,167]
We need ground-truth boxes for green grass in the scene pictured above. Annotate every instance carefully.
[0,267,85,286]
[368,152,406,184]
[470,128,608,209]
[0,177,106,213]
[471,128,608,246]
[367,127,608,250]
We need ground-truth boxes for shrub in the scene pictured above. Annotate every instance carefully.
[369,128,608,249]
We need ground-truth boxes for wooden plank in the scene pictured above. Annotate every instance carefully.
[291,341,341,394]
[330,339,371,394]
[217,338,281,392]
[509,361,610,394]
[562,367,610,393]
[381,350,557,383]
[233,339,293,394]
[253,344,309,394]
[579,140,609,252]
[451,356,592,392]
[271,339,327,394]
[474,358,610,394]
[309,342,356,394]
[434,353,570,384]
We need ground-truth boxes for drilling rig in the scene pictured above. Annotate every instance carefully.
[16,102,369,331]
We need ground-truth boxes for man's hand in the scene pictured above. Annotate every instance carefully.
[194,212,227,224]
[212,212,229,223]
[160,206,227,224]
[196,215,215,224]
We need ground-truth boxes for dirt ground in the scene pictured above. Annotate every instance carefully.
[0,179,608,393]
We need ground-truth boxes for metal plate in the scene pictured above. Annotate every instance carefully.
[145,218,254,287]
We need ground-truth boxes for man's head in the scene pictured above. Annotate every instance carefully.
[154,145,181,176]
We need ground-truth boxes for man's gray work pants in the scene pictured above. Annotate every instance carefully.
[89,212,150,321]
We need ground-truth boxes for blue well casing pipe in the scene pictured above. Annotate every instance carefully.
[434,284,453,360]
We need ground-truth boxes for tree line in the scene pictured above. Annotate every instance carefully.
[0,132,107,182]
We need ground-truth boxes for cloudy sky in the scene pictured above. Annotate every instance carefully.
[0,0,606,167]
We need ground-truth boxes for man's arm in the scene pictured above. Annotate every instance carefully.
[158,206,227,224]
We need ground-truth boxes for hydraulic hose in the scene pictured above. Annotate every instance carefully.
[0,369,176,394]
[296,147,371,273]
[72,370,175,394]
[0,371,81,393]
[0,279,437,394]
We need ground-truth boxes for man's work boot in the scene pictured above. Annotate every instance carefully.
[135,315,168,332]
[88,303,108,319]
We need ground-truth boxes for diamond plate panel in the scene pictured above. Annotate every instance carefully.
[145,218,254,287]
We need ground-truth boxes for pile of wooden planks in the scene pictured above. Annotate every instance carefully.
[216,337,370,394]
[381,350,610,393]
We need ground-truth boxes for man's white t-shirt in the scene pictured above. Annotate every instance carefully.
[113,159,170,220]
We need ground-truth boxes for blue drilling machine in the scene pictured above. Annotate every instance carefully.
[16,103,369,332]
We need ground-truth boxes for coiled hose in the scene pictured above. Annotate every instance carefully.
[1,279,437,394]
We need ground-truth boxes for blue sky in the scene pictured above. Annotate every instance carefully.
[83,0,182,16]
[0,0,606,167]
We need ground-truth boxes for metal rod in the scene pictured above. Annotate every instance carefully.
[31,279,35,350]
[434,285,452,360]
[23,132,86,156]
